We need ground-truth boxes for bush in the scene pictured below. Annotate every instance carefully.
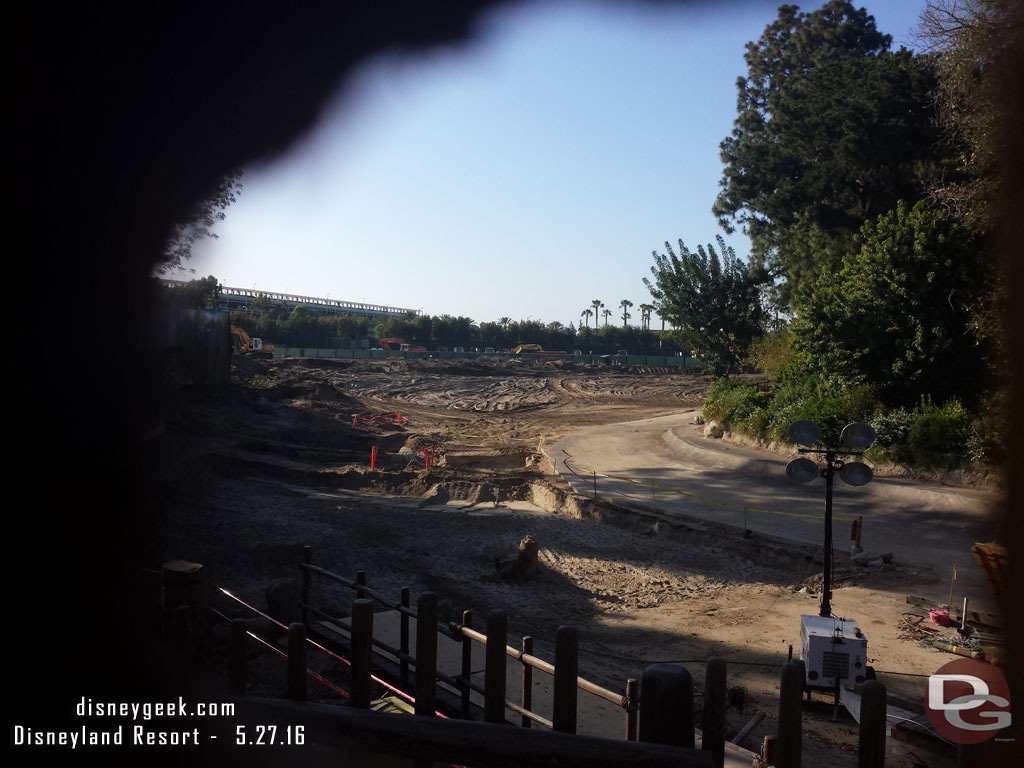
[701,379,750,425]
[701,379,771,434]
[901,397,972,468]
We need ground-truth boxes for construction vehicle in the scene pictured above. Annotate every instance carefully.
[377,337,427,352]
[512,344,568,355]
[230,324,275,359]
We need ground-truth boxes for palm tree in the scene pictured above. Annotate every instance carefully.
[590,299,604,331]
[639,303,655,331]
[620,299,633,327]
[580,308,593,329]
[499,316,512,330]
[601,308,612,327]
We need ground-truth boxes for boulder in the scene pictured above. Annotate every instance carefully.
[703,421,724,438]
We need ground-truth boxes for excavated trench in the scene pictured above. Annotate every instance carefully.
[203,437,837,591]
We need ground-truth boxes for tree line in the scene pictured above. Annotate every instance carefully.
[164,278,680,354]
[645,0,1018,469]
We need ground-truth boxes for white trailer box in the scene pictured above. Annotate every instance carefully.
[800,615,869,688]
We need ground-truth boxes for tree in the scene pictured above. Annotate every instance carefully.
[580,308,593,330]
[714,1,941,304]
[601,308,612,327]
[161,170,243,272]
[791,200,982,405]
[166,275,220,308]
[619,299,633,327]
[644,235,765,375]
[639,303,655,331]
[250,293,274,316]
[590,300,604,331]
[916,0,1024,235]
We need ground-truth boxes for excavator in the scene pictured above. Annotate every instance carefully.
[512,344,567,355]
[230,324,275,359]
[377,337,427,352]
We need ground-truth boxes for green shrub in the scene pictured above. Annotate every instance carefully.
[901,397,972,468]
[701,379,750,425]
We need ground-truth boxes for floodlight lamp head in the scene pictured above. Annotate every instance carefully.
[841,422,876,450]
[786,457,819,484]
[788,420,821,447]
[839,461,873,486]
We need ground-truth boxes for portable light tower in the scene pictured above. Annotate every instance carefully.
[786,420,876,696]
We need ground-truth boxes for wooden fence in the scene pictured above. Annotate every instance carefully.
[185,544,894,768]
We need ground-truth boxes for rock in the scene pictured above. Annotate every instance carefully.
[881,552,894,563]
[868,558,884,567]
[703,421,724,438]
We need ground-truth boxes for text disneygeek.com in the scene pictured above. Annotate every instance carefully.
[10,697,303,750]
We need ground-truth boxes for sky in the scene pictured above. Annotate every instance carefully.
[180,0,932,328]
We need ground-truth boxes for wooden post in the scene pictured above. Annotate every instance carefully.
[553,626,579,734]
[287,622,307,701]
[625,679,638,741]
[229,619,247,694]
[415,592,438,716]
[301,545,312,628]
[400,587,411,686]
[638,663,694,748]
[702,656,727,768]
[522,636,534,727]
[461,611,473,716]
[485,611,508,724]
[351,598,374,709]
[857,680,888,768]
[776,661,803,768]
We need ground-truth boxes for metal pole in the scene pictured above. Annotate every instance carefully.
[820,452,835,618]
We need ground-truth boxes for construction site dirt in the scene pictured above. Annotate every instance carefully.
[146,355,1003,768]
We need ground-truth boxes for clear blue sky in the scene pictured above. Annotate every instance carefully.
[180,0,930,328]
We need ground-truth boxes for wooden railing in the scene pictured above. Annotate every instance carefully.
[176,543,895,768]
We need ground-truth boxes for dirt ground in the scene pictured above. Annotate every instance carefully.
[147,355,992,767]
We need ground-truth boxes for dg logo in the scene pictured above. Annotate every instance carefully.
[926,657,1012,744]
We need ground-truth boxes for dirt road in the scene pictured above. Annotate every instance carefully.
[552,410,999,612]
